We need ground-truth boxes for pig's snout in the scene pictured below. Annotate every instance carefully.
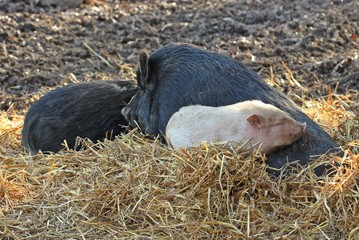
[121,106,130,122]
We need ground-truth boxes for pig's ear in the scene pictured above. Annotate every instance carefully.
[137,49,149,89]
[247,114,265,130]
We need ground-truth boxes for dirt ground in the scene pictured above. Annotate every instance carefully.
[0,0,358,239]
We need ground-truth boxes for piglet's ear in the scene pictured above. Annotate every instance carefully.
[247,114,265,130]
[137,49,149,89]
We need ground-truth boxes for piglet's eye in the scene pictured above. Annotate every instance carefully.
[273,121,283,126]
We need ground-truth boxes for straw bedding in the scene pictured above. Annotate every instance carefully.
[0,87,358,239]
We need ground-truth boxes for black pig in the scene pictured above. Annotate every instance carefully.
[122,44,341,176]
[22,80,138,154]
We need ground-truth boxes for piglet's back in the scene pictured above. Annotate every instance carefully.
[166,100,305,152]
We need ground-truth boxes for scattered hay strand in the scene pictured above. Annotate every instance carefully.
[83,41,115,69]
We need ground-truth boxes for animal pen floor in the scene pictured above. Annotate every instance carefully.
[0,0,358,239]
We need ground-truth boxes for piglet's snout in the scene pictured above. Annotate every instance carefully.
[291,122,307,142]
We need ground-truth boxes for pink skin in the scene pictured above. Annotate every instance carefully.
[165,100,307,154]
[246,113,307,153]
